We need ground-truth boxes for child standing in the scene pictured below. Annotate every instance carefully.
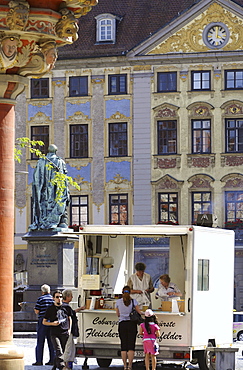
[139,309,160,370]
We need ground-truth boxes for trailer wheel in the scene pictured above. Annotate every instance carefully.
[193,350,216,370]
[237,330,243,341]
[96,358,112,367]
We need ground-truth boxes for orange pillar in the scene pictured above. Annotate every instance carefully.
[0,102,24,368]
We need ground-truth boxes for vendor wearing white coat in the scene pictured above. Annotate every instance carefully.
[127,262,154,309]
[156,274,182,301]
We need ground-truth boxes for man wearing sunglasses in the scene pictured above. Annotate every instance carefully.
[43,290,72,370]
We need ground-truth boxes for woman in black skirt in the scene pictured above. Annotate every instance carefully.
[116,286,142,370]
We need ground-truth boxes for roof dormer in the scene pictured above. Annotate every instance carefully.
[95,13,121,44]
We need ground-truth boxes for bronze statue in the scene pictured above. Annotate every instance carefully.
[29,144,70,231]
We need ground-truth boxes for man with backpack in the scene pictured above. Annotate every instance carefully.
[43,290,71,370]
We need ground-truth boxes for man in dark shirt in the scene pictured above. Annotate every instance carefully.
[33,284,55,366]
[43,290,71,370]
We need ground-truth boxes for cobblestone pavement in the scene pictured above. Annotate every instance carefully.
[13,335,243,369]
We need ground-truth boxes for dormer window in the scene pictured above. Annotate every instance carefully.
[95,13,120,43]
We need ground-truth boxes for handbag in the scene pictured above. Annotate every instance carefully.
[129,299,144,324]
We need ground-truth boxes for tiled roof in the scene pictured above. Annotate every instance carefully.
[58,0,199,59]
[58,0,243,60]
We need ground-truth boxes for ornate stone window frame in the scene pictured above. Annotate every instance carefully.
[187,102,215,168]
[153,103,181,169]
[188,174,214,224]
[221,100,243,166]
[151,174,184,224]
[64,108,92,164]
[105,111,132,158]
[221,173,243,225]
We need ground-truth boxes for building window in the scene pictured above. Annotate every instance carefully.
[31,126,49,159]
[192,192,212,224]
[157,72,177,92]
[157,120,177,154]
[225,191,243,223]
[191,71,211,90]
[95,13,118,43]
[225,70,243,90]
[70,124,88,158]
[69,76,88,97]
[70,195,88,226]
[158,193,178,223]
[197,259,209,291]
[108,74,127,95]
[225,119,243,153]
[109,122,127,157]
[31,78,49,98]
[192,119,211,154]
[109,194,128,225]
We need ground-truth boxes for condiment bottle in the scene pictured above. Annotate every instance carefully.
[99,297,104,308]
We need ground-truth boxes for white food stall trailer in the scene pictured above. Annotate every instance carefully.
[66,225,236,370]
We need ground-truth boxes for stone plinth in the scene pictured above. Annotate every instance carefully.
[14,231,78,331]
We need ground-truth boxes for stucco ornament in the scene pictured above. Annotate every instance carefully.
[0,32,20,70]
[0,0,98,84]
[29,144,70,231]
[55,8,79,42]
[18,39,58,76]
[65,0,98,17]
[6,0,30,31]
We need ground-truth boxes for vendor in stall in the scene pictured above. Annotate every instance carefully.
[156,274,182,301]
[127,262,154,309]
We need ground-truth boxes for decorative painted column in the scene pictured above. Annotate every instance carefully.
[0,1,97,369]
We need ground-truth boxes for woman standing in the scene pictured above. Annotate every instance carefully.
[116,285,142,370]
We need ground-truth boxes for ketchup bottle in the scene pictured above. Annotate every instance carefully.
[99,297,104,308]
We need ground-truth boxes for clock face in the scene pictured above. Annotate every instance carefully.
[203,23,229,49]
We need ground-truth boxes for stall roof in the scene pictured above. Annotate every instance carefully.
[60,225,230,237]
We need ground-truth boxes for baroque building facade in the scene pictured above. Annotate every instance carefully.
[14,0,243,309]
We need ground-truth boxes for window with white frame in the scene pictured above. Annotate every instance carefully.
[70,195,89,226]
[95,14,118,43]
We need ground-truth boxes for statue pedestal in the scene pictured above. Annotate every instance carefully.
[14,231,78,331]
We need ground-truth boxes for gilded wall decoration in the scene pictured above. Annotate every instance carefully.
[222,175,243,189]
[156,107,176,118]
[187,154,215,168]
[224,103,243,115]
[28,112,52,125]
[52,80,66,88]
[28,101,51,107]
[153,174,183,190]
[148,3,243,54]
[223,156,243,167]
[187,102,213,117]
[133,65,151,71]
[91,78,105,84]
[94,202,103,213]
[188,175,213,189]
[191,157,210,168]
[108,112,128,120]
[154,103,179,118]
[157,158,176,169]
[66,98,90,105]
[179,71,188,81]
[66,110,90,122]
[214,70,221,80]
[109,173,129,185]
